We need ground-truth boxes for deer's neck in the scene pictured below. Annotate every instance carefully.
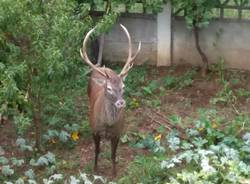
[103,97,121,126]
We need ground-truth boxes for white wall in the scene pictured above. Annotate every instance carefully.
[173,19,250,70]
[103,14,157,65]
[103,7,250,70]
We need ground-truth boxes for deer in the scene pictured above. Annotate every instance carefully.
[80,24,141,177]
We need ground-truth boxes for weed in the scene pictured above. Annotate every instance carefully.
[80,120,92,139]
[84,162,93,173]
[177,69,197,89]
[209,57,226,83]
[162,69,197,90]
[169,115,182,124]
[227,115,250,136]
[162,76,177,88]
[210,81,237,105]
[143,80,159,95]
[127,97,140,109]
[134,134,165,153]
[124,65,147,97]
[118,155,167,184]
[236,88,250,98]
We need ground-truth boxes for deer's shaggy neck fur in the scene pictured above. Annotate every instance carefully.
[103,96,121,126]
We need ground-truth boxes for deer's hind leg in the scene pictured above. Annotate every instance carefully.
[93,133,101,172]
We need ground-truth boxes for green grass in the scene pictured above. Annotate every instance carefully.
[118,155,167,184]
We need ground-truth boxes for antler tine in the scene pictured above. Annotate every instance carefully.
[131,41,141,61]
[119,41,141,76]
[80,27,107,77]
[119,24,141,77]
[119,24,132,76]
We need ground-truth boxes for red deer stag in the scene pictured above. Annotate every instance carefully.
[80,24,141,177]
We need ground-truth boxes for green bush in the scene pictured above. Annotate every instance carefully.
[0,0,91,148]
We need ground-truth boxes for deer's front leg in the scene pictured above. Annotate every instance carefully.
[111,136,119,177]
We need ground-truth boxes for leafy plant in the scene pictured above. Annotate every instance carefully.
[30,152,56,167]
[42,173,64,184]
[135,134,165,153]
[13,115,31,135]
[24,169,35,180]
[16,138,33,152]
[10,158,24,167]
[210,81,237,105]
[162,139,250,184]
[162,76,177,88]
[2,165,14,177]
[163,69,197,90]
[124,65,147,97]
[209,57,226,83]
[167,131,181,151]
[169,115,182,124]
[177,69,197,89]
[143,80,159,95]
[236,88,250,98]
[0,156,9,165]
[119,109,250,184]
[118,155,166,184]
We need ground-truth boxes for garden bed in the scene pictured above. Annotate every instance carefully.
[1,64,250,183]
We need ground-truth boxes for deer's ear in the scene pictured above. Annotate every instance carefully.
[92,78,106,86]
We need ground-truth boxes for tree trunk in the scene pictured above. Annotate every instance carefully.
[34,107,41,151]
[193,25,208,77]
[97,34,105,66]
[33,91,42,152]
[27,65,42,152]
[96,0,110,66]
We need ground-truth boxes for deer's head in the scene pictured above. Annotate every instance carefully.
[80,24,141,109]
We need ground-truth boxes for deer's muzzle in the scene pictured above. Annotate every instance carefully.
[115,99,126,109]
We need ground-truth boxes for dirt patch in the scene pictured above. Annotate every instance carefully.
[77,137,147,180]
[0,120,22,158]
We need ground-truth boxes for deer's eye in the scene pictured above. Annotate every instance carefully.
[107,86,113,94]
[119,88,124,94]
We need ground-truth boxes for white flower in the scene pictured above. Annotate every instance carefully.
[201,157,216,173]
[161,160,175,169]
[243,132,250,144]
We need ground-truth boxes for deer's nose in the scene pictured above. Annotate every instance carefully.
[115,99,126,108]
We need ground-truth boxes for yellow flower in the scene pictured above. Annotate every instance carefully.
[154,134,162,141]
[131,98,140,108]
[71,132,79,141]
[198,127,204,132]
[62,160,67,165]
[50,138,56,144]
[212,121,218,129]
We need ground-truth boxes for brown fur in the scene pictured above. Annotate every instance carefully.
[88,67,125,177]
[81,24,141,177]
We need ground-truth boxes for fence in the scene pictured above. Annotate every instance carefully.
[89,1,250,70]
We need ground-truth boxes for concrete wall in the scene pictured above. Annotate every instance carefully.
[173,19,250,70]
[157,3,172,66]
[103,7,250,70]
[103,14,157,65]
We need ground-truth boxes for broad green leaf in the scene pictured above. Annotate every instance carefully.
[2,165,14,176]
